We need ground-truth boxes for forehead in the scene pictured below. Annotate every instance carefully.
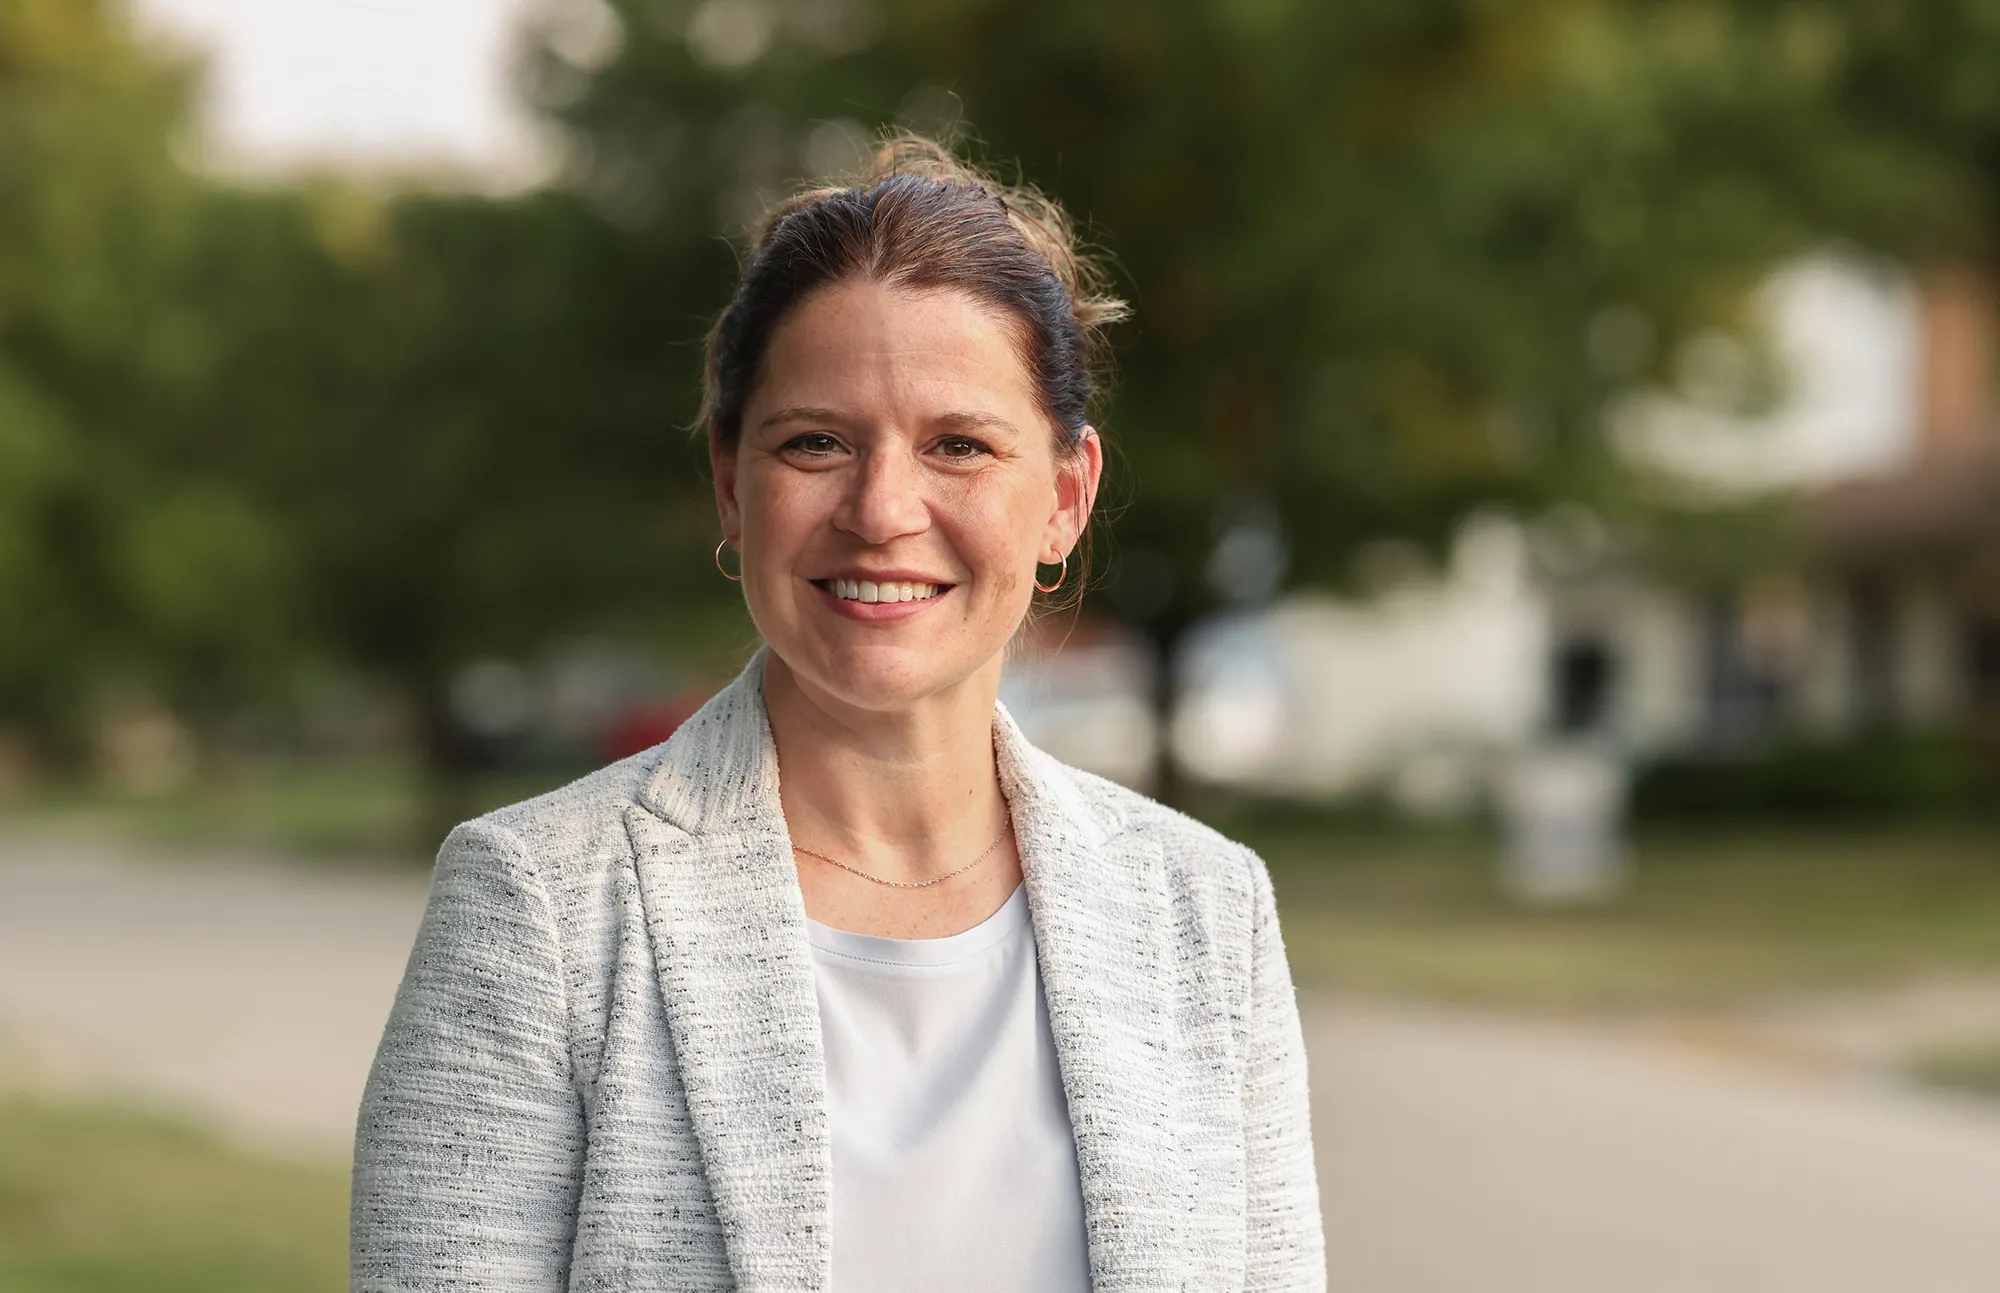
[749,281,1041,425]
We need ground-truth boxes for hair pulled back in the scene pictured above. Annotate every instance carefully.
[701,133,1127,455]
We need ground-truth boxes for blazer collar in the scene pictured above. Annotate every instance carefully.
[627,650,1175,1290]
[634,650,1121,848]
[636,650,788,837]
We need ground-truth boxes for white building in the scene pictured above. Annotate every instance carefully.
[1167,253,2000,809]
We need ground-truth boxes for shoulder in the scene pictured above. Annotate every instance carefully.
[1051,758,1271,909]
[1041,760,1285,1023]
[432,746,666,961]
[469,746,662,867]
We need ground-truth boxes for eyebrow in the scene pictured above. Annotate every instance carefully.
[755,406,1022,436]
[756,405,856,432]
[933,410,1021,436]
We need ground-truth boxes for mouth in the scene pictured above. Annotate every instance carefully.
[810,577,952,605]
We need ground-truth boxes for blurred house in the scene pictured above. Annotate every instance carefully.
[1174,254,2000,812]
[1598,260,2000,757]
[1563,254,1935,760]
[1810,267,2000,748]
[1173,515,1546,813]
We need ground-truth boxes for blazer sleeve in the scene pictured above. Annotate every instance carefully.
[350,820,586,1292]
[1241,848,1326,1290]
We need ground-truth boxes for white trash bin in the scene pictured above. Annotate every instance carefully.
[1498,741,1629,904]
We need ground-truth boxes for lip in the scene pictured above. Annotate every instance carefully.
[812,569,954,585]
[807,576,953,622]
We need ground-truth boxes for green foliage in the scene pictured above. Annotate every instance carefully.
[1912,1036,2000,1100]
[2,758,575,860]
[187,188,724,694]
[1262,820,2000,1008]
[9,0,2000,779]
[0,1,298,752]
[0,1,749,764]
[1632,733,2000,822]
[540,0,1855,621]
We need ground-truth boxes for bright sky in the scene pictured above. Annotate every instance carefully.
[130,0,550,187]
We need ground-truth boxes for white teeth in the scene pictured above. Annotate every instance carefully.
[826,579,943,602]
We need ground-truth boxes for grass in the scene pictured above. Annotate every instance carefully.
[0,760,572,861]
[0,1094,348,1293]
[1910,1037,2000,1100]
[1239,812,2000,1012]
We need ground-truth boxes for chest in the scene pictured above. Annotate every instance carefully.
[565,826,1257,1292]
[809,893,1090,1291]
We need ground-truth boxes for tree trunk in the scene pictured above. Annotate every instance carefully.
[1143,610,1197,809]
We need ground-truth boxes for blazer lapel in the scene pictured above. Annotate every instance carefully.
[626,654,830,1292]
[997,706,1191,1289]
[623,661,1188,1290]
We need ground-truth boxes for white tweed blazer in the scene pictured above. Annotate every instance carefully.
[350,652,1324,1291]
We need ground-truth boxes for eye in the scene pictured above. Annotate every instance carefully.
[780,432,846,459]
[933,435,992,462]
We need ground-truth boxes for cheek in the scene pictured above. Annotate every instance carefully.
[985,558,1028,604]
[739,466,816,554]
[955,481,1045,596]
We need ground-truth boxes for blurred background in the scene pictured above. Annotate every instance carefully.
[3,0,2000,1288]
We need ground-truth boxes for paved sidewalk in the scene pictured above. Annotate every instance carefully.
[1312,998,2000,1292]
[0,835,427,1154]
[5,836,2000,1289]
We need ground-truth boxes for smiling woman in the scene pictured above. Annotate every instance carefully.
[717,282,1101,760]
[350,135,1325,1292]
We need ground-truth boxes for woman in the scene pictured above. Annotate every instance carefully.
[351,136,1323,1292]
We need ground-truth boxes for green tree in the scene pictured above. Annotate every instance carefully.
[194,186,727,833]
[0,0,296,760]
[529,0,1859,793]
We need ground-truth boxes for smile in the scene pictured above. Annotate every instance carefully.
[812,578,948,604]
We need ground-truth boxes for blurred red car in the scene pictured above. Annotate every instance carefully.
[598,691,708,764]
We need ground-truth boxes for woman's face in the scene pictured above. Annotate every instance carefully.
[713,279,1100,714]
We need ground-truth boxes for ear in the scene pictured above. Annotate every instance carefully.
[709,428,742,541]
[1042,426,1104,562]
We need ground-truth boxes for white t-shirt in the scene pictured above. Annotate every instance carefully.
[806,883,1092,1293]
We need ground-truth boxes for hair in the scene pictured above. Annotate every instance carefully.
[701,131,1127,467]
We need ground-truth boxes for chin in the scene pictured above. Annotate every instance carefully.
[769,632,998,714]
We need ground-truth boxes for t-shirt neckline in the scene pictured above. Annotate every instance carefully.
[805,882,1030,967]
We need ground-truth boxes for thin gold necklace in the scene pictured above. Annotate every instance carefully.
[792,820,1013,889]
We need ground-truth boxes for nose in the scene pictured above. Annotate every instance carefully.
[833,445,931,546]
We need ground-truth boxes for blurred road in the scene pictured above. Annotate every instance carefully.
[1310,999,2000,1292]
[0,835,427,1154]
[4,837,2000,1290]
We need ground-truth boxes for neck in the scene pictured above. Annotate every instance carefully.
[761,651,1011,882]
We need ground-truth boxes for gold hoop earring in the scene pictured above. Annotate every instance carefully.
[1034,552,1067,594]
[714,538,742,582]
